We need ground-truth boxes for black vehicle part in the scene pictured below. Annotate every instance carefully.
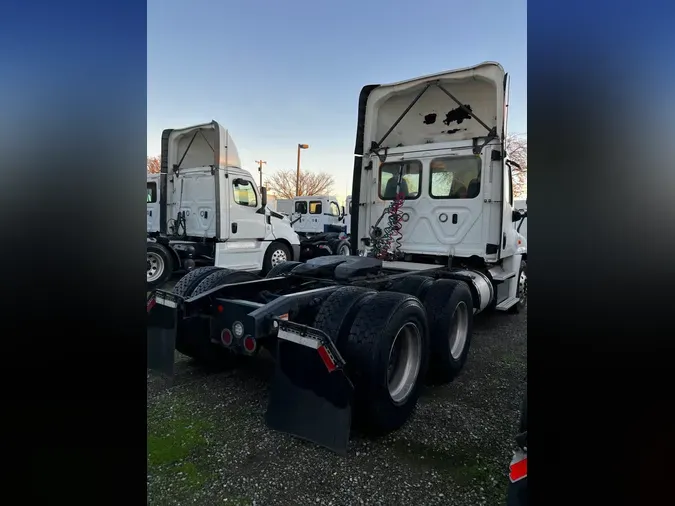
[262,241,292,275]
[328,238,351,256]
[175,269,258,368]
[423,279,474,383]
[313,286,377,349]
[343,291,429,435]
[292,255,382,280]
[265,261,302,278]
[266,319,354,455]
[191,269,260,297]
[147,243,175,290]
[172,266,222,297]
[388,274,434,300]
[509,259,527,314]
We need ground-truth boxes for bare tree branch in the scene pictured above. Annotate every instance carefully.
[147,156,160,174]
[264,169,335,199]
[505,134,527,197]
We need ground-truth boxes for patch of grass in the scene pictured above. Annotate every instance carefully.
[148,414,212,466]
[174,461,206,488]
[222,496,254,505]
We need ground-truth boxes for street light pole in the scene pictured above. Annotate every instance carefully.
[255,160,266,189]
[296,143,309,196]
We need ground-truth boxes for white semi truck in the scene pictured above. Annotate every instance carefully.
[146,122,301,289]
[148,61,527,455]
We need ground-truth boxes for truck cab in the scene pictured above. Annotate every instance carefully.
[290,195,345,236]
[351,61,527,310]
[147,121,301,288]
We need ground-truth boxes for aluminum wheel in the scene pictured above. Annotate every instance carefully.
[518,270,528,305]
[449,301,469,360]
[147,252,165,283]
[386,322,422,405]
[270,248,288,267]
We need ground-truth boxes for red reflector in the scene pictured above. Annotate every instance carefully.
[146,297,156,313]
[243,336,256,352]
[317,345,337,373]
[509,455,527,483]
[217,305,224,313]
[221,329,233,346]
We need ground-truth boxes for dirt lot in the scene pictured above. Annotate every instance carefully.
[147,306,527,506]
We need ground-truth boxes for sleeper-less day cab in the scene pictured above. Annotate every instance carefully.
[147,62,527,455]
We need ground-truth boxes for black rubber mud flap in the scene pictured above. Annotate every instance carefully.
[147,291,180,378]
[265,321,354,455]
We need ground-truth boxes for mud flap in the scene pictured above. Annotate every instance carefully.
[147,291,180,377]
[265,320,354,455]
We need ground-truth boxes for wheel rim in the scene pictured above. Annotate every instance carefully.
[449,301,469,360]
[338,244,350,256]
[387,322,422,405]
[518,270,528,306]
[270,248,287,267]
[147,252,165,282]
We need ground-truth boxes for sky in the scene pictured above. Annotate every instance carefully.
[148,0,527,204]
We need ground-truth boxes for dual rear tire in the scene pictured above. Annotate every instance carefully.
[311,277,473,435]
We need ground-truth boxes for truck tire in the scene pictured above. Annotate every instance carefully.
[328,239,351,256]
[265,260,302,278]
[173,268,248,368]
[509,259,527,314]
[191,269,259,297]
[423,279,474,383]
[388,275,434,300]
[147,243,174,290]
[172,266,222,297]
[312,286,377,348]
[343,291,429,434]
[262,242,292,275]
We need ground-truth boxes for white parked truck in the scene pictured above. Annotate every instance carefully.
[146,121,301,289]
[147,61,527,455]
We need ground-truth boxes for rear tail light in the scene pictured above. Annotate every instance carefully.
[221,329,233,346]
[243,335,257,354]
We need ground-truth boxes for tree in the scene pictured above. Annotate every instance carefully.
[264,169,335,199]
[505,134,527,197]
[147,156,160,174]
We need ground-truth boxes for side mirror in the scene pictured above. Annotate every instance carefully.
[341,205,345,217]
[260,186,267,207]
[512,209,527,222]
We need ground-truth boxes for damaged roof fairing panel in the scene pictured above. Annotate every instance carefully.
[361,62,506,153]
[167,120,242,170]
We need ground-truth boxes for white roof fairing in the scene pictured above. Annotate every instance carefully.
[167,120,242,170]
[362,62,507,152]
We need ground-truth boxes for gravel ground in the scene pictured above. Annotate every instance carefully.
[147,299,526,506]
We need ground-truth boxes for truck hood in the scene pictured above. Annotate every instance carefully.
[163,120,242,171]
[358,62,507,153]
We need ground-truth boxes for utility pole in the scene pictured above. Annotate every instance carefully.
[255,160,266,189]
[296,144,309,196]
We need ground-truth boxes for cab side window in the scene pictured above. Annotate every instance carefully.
[232,179,258,207]
[295,201,307,214]
[147,182,157,203]
[329,201,340,216]
[309,201,322,214]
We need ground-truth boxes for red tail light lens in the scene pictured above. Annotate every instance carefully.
[221,329,233,346]
[243,335,256,353]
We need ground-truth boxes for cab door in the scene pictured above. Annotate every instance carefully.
[216,177,267,270]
